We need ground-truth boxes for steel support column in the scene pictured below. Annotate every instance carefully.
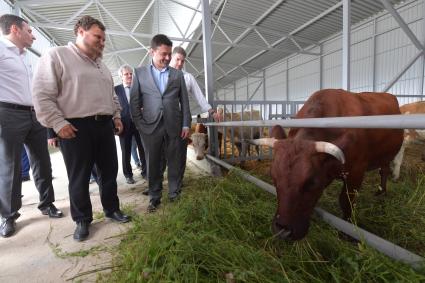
[201,0,216,156]
[342,0,351,91]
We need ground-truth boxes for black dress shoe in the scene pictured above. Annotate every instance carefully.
[126,177,136,184]
[41,204,64,218]
[142,188,149,196]
[73,221,90,241]
[105,210,131,223]
[0,218,16,238]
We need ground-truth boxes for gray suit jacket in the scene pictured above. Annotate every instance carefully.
[130,65,191,137]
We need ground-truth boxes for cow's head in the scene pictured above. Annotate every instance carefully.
[190,133,207,160]
[270,139,345,240]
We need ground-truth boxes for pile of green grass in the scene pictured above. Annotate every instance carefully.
[104,171,425,282]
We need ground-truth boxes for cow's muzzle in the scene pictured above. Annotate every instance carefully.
[272,216,310,241]
[272,218,291,240]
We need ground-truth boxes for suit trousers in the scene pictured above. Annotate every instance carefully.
[59,117,120,222]
[118,121,146,178]
[0,107,55,219]
[139,120,183,203]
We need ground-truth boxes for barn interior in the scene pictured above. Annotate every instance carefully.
[1,0,425,281]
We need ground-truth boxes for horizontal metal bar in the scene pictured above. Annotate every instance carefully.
[214,100,304,104]
[206,155,276,195]
[314,208,424,270]
[205,114,425,129]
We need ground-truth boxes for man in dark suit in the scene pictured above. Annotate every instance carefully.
[130,34,191,212]
[115,65,147,184]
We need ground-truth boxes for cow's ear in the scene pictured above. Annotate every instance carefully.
[187,137,193,144]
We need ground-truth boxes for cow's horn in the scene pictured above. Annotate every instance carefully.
[246,138,277,148]
[315,141,345,164]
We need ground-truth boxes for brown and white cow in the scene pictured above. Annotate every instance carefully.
[189,122,223,160]
[217,109,262,157]
[189,122,208,160]
[250,89,403,241]
[392,101,425,180]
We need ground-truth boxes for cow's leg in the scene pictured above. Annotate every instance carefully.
[376,164,391,196]
[421,150,425,162]
[392,140,407,181]
[255,145,260,160]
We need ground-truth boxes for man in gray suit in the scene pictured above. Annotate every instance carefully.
[130,34,191,212]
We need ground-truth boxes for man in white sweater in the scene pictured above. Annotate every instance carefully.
[32,16,130,242]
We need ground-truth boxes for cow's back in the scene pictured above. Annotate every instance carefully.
[400,101,425,114]
[290,89,403,170]
[223,110,262,140]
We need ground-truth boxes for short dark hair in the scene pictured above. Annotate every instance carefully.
[73,15,105,36]
[151,34,172,50]
[173,46,186,57]
[0,14,27,35]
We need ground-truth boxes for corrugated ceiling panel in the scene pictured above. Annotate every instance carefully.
[18,0,407,89]
[238,30,269,48]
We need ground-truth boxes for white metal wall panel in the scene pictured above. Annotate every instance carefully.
[322,49,342,89]
[247,76,264,100]
[350,39,373,92]
[288,59,320,100]
[216,0,424,104]
[264,62,286,101]
[351,22,374,45]
[322,37,342,55]
[235,80,247,101]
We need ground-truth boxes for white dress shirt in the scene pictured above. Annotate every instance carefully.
[124,85,130,103]
[183,71,211,113]
[0,37,33,106]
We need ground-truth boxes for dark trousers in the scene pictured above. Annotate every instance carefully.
[0,107,54,219]
[118,121,146,178]
[139,120,183,203]
[59,117,120,223]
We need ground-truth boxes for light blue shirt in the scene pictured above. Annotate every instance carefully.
[150,62,169,94]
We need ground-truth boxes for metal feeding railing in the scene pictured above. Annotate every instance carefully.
[199,100,305,163]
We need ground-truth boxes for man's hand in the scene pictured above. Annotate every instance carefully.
[181,128,190,139]
[113,118,123,135]
[58,124,78,139]
[47,138,59,148]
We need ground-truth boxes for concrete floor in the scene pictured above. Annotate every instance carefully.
[0,138,209,282]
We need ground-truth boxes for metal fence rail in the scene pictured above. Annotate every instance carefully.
[202,98,424,163]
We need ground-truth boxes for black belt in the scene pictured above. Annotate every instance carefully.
[68,115,113,122]
[0,101,35,111]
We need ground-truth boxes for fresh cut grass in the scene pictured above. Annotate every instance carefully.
[103,170,425,282]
